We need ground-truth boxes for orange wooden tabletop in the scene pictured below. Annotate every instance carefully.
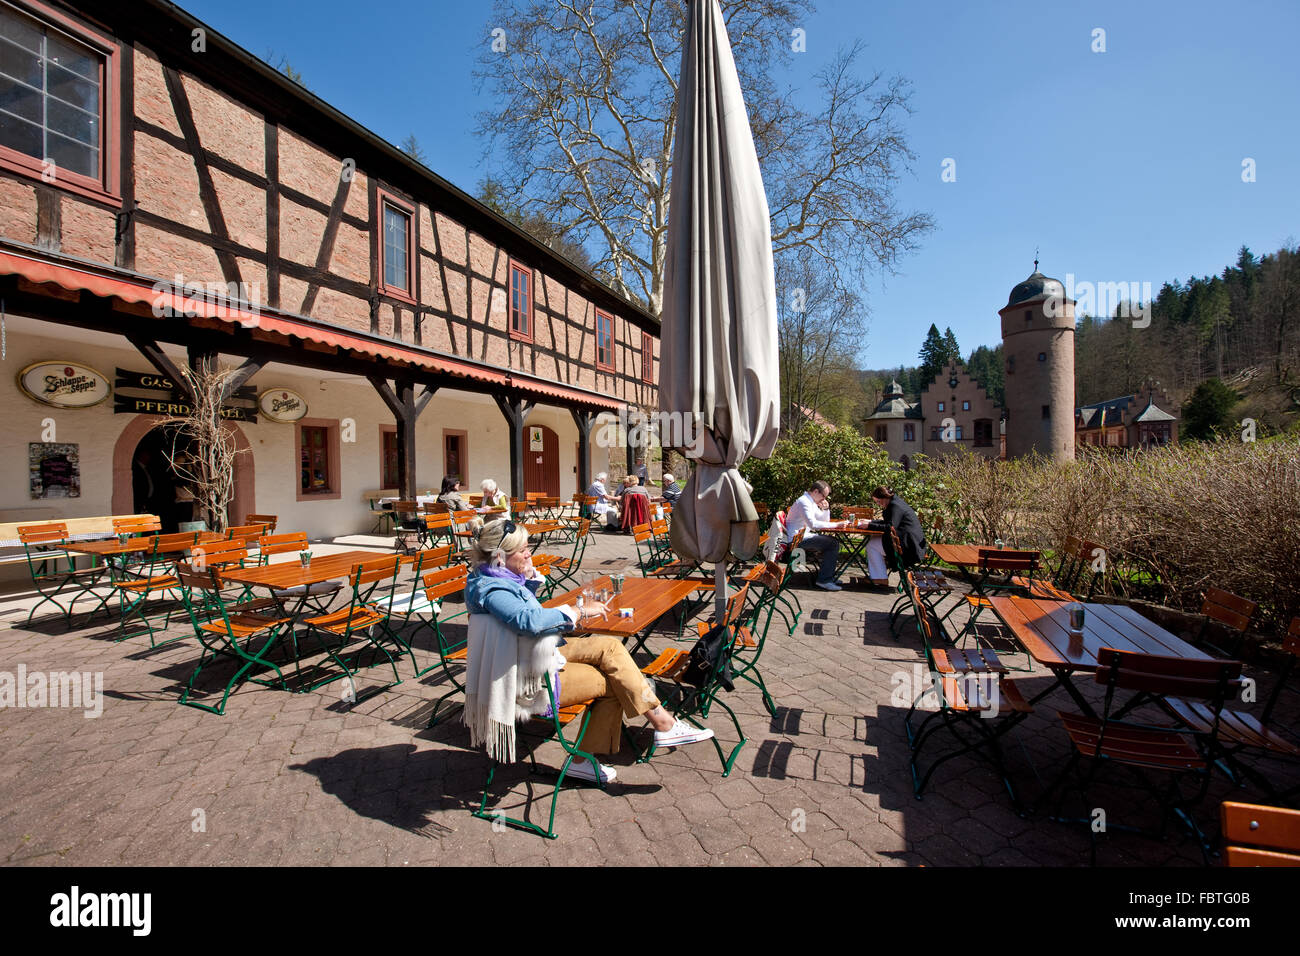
[219,550,385,589]
[989,595,1216,671]
[544,575,705,636]
[930,542,1039,567]
[65,532,222,557]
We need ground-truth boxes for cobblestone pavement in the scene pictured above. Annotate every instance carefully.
[1,529,1295,867]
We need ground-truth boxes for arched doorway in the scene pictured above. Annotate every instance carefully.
[523,423,560,498]
[112,416,254,529]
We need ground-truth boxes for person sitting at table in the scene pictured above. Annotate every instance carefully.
[616,474,651,533]
[480,478,509,509]
[660,472,682,505]
[586,472,616,527]
[462,518,713,783]
[438,475,470,513]
[864,485,927,586]
[783,479,849,592]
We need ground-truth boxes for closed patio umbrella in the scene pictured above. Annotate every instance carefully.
[660,0,781,615]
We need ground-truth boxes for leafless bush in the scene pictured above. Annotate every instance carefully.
[151,358,248,533]
[926,442,1300,635]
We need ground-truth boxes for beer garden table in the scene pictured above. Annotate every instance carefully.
[988,595,1218,717]
[544,574,706,655]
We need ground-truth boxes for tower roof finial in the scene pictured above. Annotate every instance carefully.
[1033,245,1039,273]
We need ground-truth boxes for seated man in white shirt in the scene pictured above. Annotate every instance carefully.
[783,479,849,592]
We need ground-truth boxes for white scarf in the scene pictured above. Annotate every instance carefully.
[463,613,565,763]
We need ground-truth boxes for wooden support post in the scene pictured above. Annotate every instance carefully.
[494,395,534,501]
[570,408,595,493]
[126,334,192,403]
[368,375,438,502]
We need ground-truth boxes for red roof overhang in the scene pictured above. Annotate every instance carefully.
[0,247,624,412]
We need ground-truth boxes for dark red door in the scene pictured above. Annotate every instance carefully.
[523,425,560,497]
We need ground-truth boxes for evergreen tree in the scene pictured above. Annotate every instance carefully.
[917,324,947,387]
[966,344,1005,407]
[942,327,961,366]
[1181,378,1239,441]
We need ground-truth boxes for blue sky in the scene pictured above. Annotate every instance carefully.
[182,0,1300,370]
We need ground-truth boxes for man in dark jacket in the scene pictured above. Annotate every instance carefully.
[865,486,927,583]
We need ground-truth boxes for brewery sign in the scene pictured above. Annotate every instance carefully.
[18,362,111,408]
[258,388,308,423]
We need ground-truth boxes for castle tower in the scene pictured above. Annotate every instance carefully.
[999,264,1076,461]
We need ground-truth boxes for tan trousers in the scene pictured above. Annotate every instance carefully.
[555,635,661,755]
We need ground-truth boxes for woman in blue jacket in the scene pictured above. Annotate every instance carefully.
[463,518,712,783]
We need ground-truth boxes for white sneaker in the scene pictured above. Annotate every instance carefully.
[565,760,616,784]
[654,719,715,748]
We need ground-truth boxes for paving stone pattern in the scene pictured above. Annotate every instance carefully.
[1,530,1295,867]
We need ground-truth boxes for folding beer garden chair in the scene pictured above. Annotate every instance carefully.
[175,564,295,715]
[17,522,112,626]
[1161,616,1300,802]
[634,584,752,776]
[540,519,591,598]
[300,556,403,694]
[1039,648,1242,865]
[373,547,459,678]
[470,669,601,840]
[943,547,1040,646]
[1221,801,1300,866]
[421,565,474,726]
[113,530,208,646]
[730,563,787,716]
[887,527,953,638]
[903,571,1033,813]
[1190,587,1257,659]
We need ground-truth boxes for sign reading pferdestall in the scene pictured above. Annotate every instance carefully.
[112,395,258,423]
[257,388,308,423]
[18,362,111,408]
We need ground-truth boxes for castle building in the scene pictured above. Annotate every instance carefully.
[864,362,1001,467]
[999,265,1076,461]
[1076,382,1179,449]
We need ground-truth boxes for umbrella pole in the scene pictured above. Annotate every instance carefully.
[715,561,728,624]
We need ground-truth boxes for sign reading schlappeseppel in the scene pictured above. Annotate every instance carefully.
[258,388,308,423]
[18,362,111,408]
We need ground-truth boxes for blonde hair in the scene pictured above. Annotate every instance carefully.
[623,475,637,486]
[466,517,528,569]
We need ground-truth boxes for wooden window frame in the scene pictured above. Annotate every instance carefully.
[379,424,398,489]
[443,428,468,484]
[640,330,654,383]
[0,0,121,206]
[508,258,533,342]
[595,309,614,372]
[376,186,416,304]
[295,418,341,501]
[903,423,915,442]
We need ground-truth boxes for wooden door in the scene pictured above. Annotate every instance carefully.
[523,424,560,497]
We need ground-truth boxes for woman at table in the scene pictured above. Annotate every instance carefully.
[438,475,470,513]
[479,478,510,510]
[865,485,927,585]
[463,518,713,783]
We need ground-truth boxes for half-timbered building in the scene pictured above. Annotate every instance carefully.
[0,0,658,537]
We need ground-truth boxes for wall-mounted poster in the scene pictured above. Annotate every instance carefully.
[529,427,544,451]
[29,443,81,499]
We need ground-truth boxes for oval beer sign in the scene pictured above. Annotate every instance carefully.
[258,388,308,423]
[18,362,111,408]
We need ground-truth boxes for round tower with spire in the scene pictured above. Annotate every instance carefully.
[999,259,1076,461]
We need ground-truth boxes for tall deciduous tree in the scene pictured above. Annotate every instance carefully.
[474,0,932,318]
